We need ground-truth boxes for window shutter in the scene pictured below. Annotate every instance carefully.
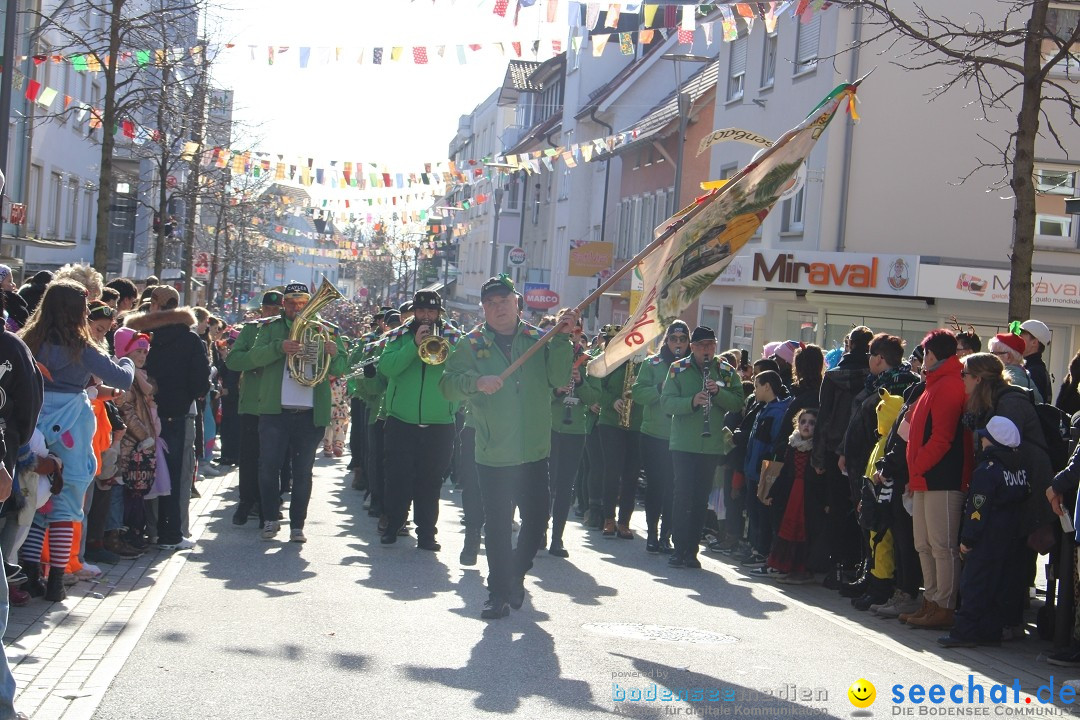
[730,36,747,76]
[796,14,820,69]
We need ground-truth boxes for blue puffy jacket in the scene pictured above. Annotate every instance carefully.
[744,397,792,486]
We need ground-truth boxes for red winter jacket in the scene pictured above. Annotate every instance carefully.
[906,354,972,492]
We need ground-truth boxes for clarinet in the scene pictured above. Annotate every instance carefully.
[562,353,582,425]
[701,357,712,438]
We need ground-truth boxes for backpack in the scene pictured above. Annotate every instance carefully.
[1033,401,1072,472]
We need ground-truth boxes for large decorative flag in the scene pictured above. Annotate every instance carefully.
[588,81,862,377]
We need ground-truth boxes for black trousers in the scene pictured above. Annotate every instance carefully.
[348,398,367,473]
[598,424,641,523]
[954,518,1023,642]
[477,459,550,600]
[382,418,455,541]
[549,431,586,544]
[366,420,385,514]
[671,451,720,559]
[218,398,240,463]
[891,491,923,597]
[584,426,604,513]
[237,414,262,517]
[258,411,323,529]
[158,415,194,546]
[640,434,674,541]
[823,452,862,570]
[457,425,484,533]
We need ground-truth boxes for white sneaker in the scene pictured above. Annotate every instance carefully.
[158,538,196,551]
[75,564,102,580]
[870,589,903,615]
[261,521,280,541]
[290,528,307,543]
[199,464,223,477]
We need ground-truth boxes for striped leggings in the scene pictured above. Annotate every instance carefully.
[19,520,76,569]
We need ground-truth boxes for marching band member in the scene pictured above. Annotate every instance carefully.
[378,291,461,550]
[439,275,575,619]
[224,290,282,526]
[238,282,347,543]
[548,315,598,558]
[633,320,690,554]
[591,328,645,539]
[661,326,743,569]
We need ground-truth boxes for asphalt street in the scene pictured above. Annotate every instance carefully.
[89,453,1075,720]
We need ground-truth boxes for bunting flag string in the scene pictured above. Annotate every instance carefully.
[0,2,827,77]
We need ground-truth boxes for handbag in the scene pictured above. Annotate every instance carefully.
[144,438,172,500]
[757,460,784,503]
[122,447,156,494]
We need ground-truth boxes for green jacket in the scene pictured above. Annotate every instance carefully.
[593,359,644,431]
[225,319,274,415]
[633,352,676,440]
[440,321,572,467]
[379,324,460,425]
[551,347,600,435]
[226,313,348,427]
[661,356,743,455]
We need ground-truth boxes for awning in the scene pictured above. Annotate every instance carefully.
[1,234,78,249]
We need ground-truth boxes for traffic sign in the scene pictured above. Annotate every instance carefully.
[507,247,526,266]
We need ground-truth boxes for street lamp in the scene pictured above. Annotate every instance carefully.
[662,53,711,209]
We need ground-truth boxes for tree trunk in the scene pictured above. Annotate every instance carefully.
[208,189,226,306]
[1008,1,1049,322]
[92,0,125,274]
[154,143,168,276]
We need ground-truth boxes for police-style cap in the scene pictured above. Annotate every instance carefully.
[284,282,310,299]
[691,326,716,343]
[977,416,1021,449]
[384,310,402,327]
[262,290,283,306]
[399,300,414,314]
[601,324,622,339]
[413,290,442,310]
[480,274,516,300]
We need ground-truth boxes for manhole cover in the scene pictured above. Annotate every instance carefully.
[582,623,737,644]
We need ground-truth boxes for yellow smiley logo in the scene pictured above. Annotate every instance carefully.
[848,678,876,709]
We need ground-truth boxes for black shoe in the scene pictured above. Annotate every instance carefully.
[1047,647,1080,667]
[684,555,702,569]
[645,538,660,554]
[380,532,397,545]
[658,538,674,554]
[45,566,66,602]
[481,597,510,620]
[460,534,480,566]
[509,581,526,610]
[417,538,441,552]
[231,504,250,526]
[668,553,686,568]
[549,542,569,558]
[85,546,122,565]
[5,562,26,588]
[839,578,868,598]
[853,591,889,611]
[937,634,978,649]
[22,562,45,598]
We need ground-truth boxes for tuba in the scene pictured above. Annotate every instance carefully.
[287,278,344,387]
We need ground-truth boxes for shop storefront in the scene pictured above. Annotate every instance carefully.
[699,250,1080,384]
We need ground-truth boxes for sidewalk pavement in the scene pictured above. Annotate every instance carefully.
[6,467,235,720]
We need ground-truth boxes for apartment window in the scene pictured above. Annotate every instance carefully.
[727,35,747,102]
[1035,165,1078,195]
[761,32,777,88]
[1047,5,1080,43]
[49,172,63,236]
[67,179,78,239]
[1036,213,1073,240]
[505,175,521,212]
[617,198,631,258]
[795,13,821,74]
[781,187,805,233]
[592,224,602,243]
[559,162,571,200]
[640,194,655,248]
[83,189,94,241]
[1044,50,1080,77]
[630,197,642,255]
[28,164,42,233]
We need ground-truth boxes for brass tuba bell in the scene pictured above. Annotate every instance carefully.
[286,278,344,387]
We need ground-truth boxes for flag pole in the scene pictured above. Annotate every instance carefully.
[497,76,868,382]
[496,194,716,381]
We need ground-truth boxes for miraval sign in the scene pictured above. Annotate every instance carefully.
[918,264,1080,308]
[717,251,920,296]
